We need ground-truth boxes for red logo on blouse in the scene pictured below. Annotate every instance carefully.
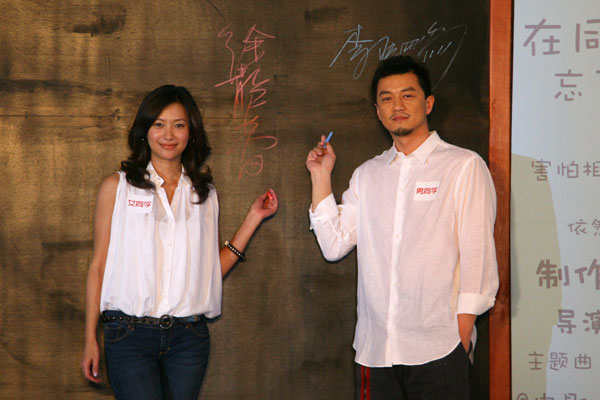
[128,199,152,208]
[126,194,154,213]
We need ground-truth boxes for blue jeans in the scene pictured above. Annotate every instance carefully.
[103,312,210,400]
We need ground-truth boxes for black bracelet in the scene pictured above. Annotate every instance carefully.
[224,241,246,260]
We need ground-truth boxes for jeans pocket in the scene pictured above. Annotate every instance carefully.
[103,322,132,344]
[187,320,209,339]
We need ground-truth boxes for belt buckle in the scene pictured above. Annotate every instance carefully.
[159,315,174,329]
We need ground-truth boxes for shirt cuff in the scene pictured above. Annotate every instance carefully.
[457,293,496,315]
[308,193,338,229]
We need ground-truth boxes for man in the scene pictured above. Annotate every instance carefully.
[306,55,498,399]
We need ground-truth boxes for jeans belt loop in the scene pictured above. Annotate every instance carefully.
[159,315,174,329]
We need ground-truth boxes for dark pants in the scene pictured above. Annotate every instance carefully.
[355,343,470,400]
[103,313,210,400]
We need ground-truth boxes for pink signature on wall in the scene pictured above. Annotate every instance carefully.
[215,24,277,180]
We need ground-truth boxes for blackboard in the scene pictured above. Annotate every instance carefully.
[0,1,490,398]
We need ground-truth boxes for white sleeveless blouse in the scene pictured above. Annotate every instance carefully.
[100,162,222,318]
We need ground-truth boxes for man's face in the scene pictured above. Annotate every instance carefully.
[375,73,434,138]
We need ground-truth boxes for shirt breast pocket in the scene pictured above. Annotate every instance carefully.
[413,181,440,202]
[126,194,154,214]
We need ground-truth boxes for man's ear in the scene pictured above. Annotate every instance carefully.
[426,95,435,115]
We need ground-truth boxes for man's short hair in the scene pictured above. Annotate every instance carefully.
[371,56,432,101]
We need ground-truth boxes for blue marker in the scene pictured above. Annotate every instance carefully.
[323,131,334,148]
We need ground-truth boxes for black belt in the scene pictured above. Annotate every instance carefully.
[102,310,205,329]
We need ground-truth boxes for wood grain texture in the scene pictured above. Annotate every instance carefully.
[488,0,512,398]
[0,1,491,398]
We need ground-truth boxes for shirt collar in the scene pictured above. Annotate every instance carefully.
[384,146,400,165]
[386,131,441,165]
[146,161,192,186]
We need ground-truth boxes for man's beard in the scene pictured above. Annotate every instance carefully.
[390,127,413,137]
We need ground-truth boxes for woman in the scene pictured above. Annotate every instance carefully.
[80,85,278,399]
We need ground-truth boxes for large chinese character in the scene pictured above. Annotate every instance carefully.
[548,352,568,370]
[528,351,544,370]
[574,353,592,369]
[537,259,562,288]
[531,159,552,181]
[554,70,583,101]
[557,309,576,334]
[523,19,562,56]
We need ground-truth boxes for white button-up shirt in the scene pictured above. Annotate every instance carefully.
[100,162,222,318]
[309,132,498,367]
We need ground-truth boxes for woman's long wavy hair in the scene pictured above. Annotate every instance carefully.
[121,85,213,203]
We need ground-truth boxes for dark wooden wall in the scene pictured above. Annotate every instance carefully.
[0,1,490,398]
